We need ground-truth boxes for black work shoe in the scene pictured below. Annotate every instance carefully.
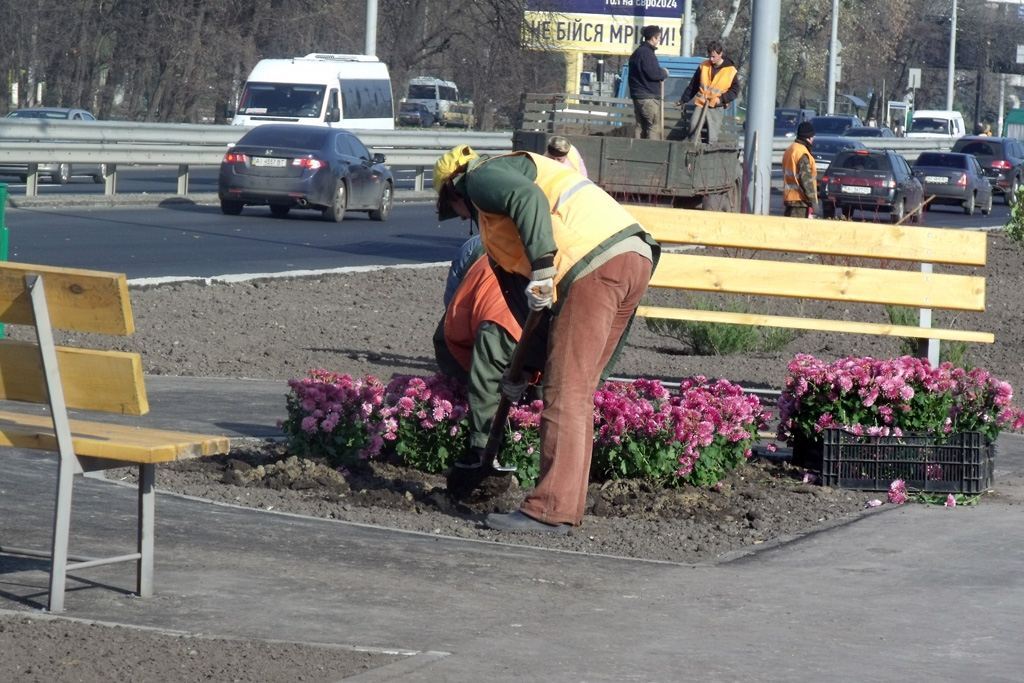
[484,510,571,535]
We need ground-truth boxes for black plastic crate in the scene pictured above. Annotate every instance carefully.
[820,430,995,494]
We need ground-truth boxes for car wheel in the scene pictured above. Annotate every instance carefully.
[220,199,244,215]
[269,204,291,218]
[842,204,854,219]
[322,181,347,223]
[92,164,107,184]
[889,196,905,224]
[982,192,993,216]
[963,192,976,216]
[369,181,393,221]
[1006,177,1020,206]
[51,163,70,185]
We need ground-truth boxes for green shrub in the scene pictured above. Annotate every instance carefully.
[1006,185,1024,247]
[645,298,798,355]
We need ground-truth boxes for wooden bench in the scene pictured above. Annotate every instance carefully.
[626,206,993,352]
[0,261,230,612]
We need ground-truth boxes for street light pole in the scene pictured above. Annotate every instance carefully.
[365,0,379,56]
[946,0,957,110]
[826,0,839,115]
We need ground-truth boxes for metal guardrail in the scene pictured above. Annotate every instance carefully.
[0,118,954,197]
[0,120,512,197]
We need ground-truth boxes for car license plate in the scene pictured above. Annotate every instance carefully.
[841,185,871,194]
[925,175,948,184]
[253,157,287,167]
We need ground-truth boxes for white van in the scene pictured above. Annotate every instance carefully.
[232,54,394,130]
[906,110,966,140]
[405,76,459,119]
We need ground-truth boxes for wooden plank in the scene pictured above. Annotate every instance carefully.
[627,205,987,266]
[649,253,986,311]
[0,340,148,415]
[0,410,230,463]
[0,262,134,335]
[636,306,995,343]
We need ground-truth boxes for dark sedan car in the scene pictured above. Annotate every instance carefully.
[809,114,863,136]
[950,136,1024,205]
[397,101,435,127]
[843,126,896,138]
[218,124,394,222]
[820,149,924,223]
[912,151,993,216]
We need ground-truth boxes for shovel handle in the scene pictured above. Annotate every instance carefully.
[483,309,545,465]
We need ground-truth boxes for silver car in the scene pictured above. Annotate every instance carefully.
[0,107,107,184]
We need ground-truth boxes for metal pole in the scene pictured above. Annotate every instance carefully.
[998,73,1006,136]
[743,0,780,216]
[0,184,6,338]
[827,0,839,115]
[365,0,378,56]
[682,0,695,57]
[946,0,957,111]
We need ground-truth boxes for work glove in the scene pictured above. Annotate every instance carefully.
[500,369,530,403]
[525,269,555,310]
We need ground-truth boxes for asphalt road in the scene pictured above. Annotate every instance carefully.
[1,185,1010,281]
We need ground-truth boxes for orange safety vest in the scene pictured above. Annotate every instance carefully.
[443,255,522,372]
[782,141,817,204]
[694,61,737,108]
[470,152,640,293]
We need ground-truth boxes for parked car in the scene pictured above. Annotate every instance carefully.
[820,148,924,223]
[396,101,435,127]
[950,135,1024,205]
[911,151,993,216]
[0,107,106,184]
[810,135,867,177]
[774,107,815,138]
[441,102,476,128]
[218,124,394,222]
[843,126,895,138]
[808,114,863,136]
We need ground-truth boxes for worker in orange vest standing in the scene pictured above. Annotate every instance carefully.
[679,40,739,143]
[781,121,818,218]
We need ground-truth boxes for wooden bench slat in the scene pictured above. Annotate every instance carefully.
[0,262,134,335]
[0,409,230,463]
[649,253,986,311]
[629,205,988,266]
[0,340,148,415]
[636,306,995,343]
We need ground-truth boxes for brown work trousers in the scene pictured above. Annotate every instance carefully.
[520,252,653,526]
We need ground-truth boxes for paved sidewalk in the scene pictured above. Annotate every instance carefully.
[2,376,1024,681]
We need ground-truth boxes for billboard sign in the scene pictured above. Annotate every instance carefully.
[524,0,684,56]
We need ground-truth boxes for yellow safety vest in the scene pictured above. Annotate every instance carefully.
[469,152,639,286]
[782,142,817,204]
[694,61,737,108]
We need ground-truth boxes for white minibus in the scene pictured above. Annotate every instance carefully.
[405,76,459,119]
[232,54,394,130]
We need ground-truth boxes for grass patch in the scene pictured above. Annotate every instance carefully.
[885,305,970,366]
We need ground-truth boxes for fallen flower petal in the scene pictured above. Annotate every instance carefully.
[802,472,818,484]
[865,499,883,508]
[945,494,957,508]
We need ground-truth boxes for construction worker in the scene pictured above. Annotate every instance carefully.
[544,135,589,178]
[679,40,739,144]
[781,121,818,218]
[433,236,523,479]
[627,25,669,140]
[433,145,659,533]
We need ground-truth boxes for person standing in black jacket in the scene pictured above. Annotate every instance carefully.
[627,25,669,140]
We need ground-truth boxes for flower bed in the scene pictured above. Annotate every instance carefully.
[777,354,1024,474]
[282,371,771,488]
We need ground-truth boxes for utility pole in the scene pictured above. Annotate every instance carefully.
[743,0,780,215]
[682,0,695,57]
[827,0,839,114]
[365,0,379,56]
[946,0,957,110]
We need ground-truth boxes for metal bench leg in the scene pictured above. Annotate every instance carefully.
[47,454,76,612]
[137,463,155,598]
